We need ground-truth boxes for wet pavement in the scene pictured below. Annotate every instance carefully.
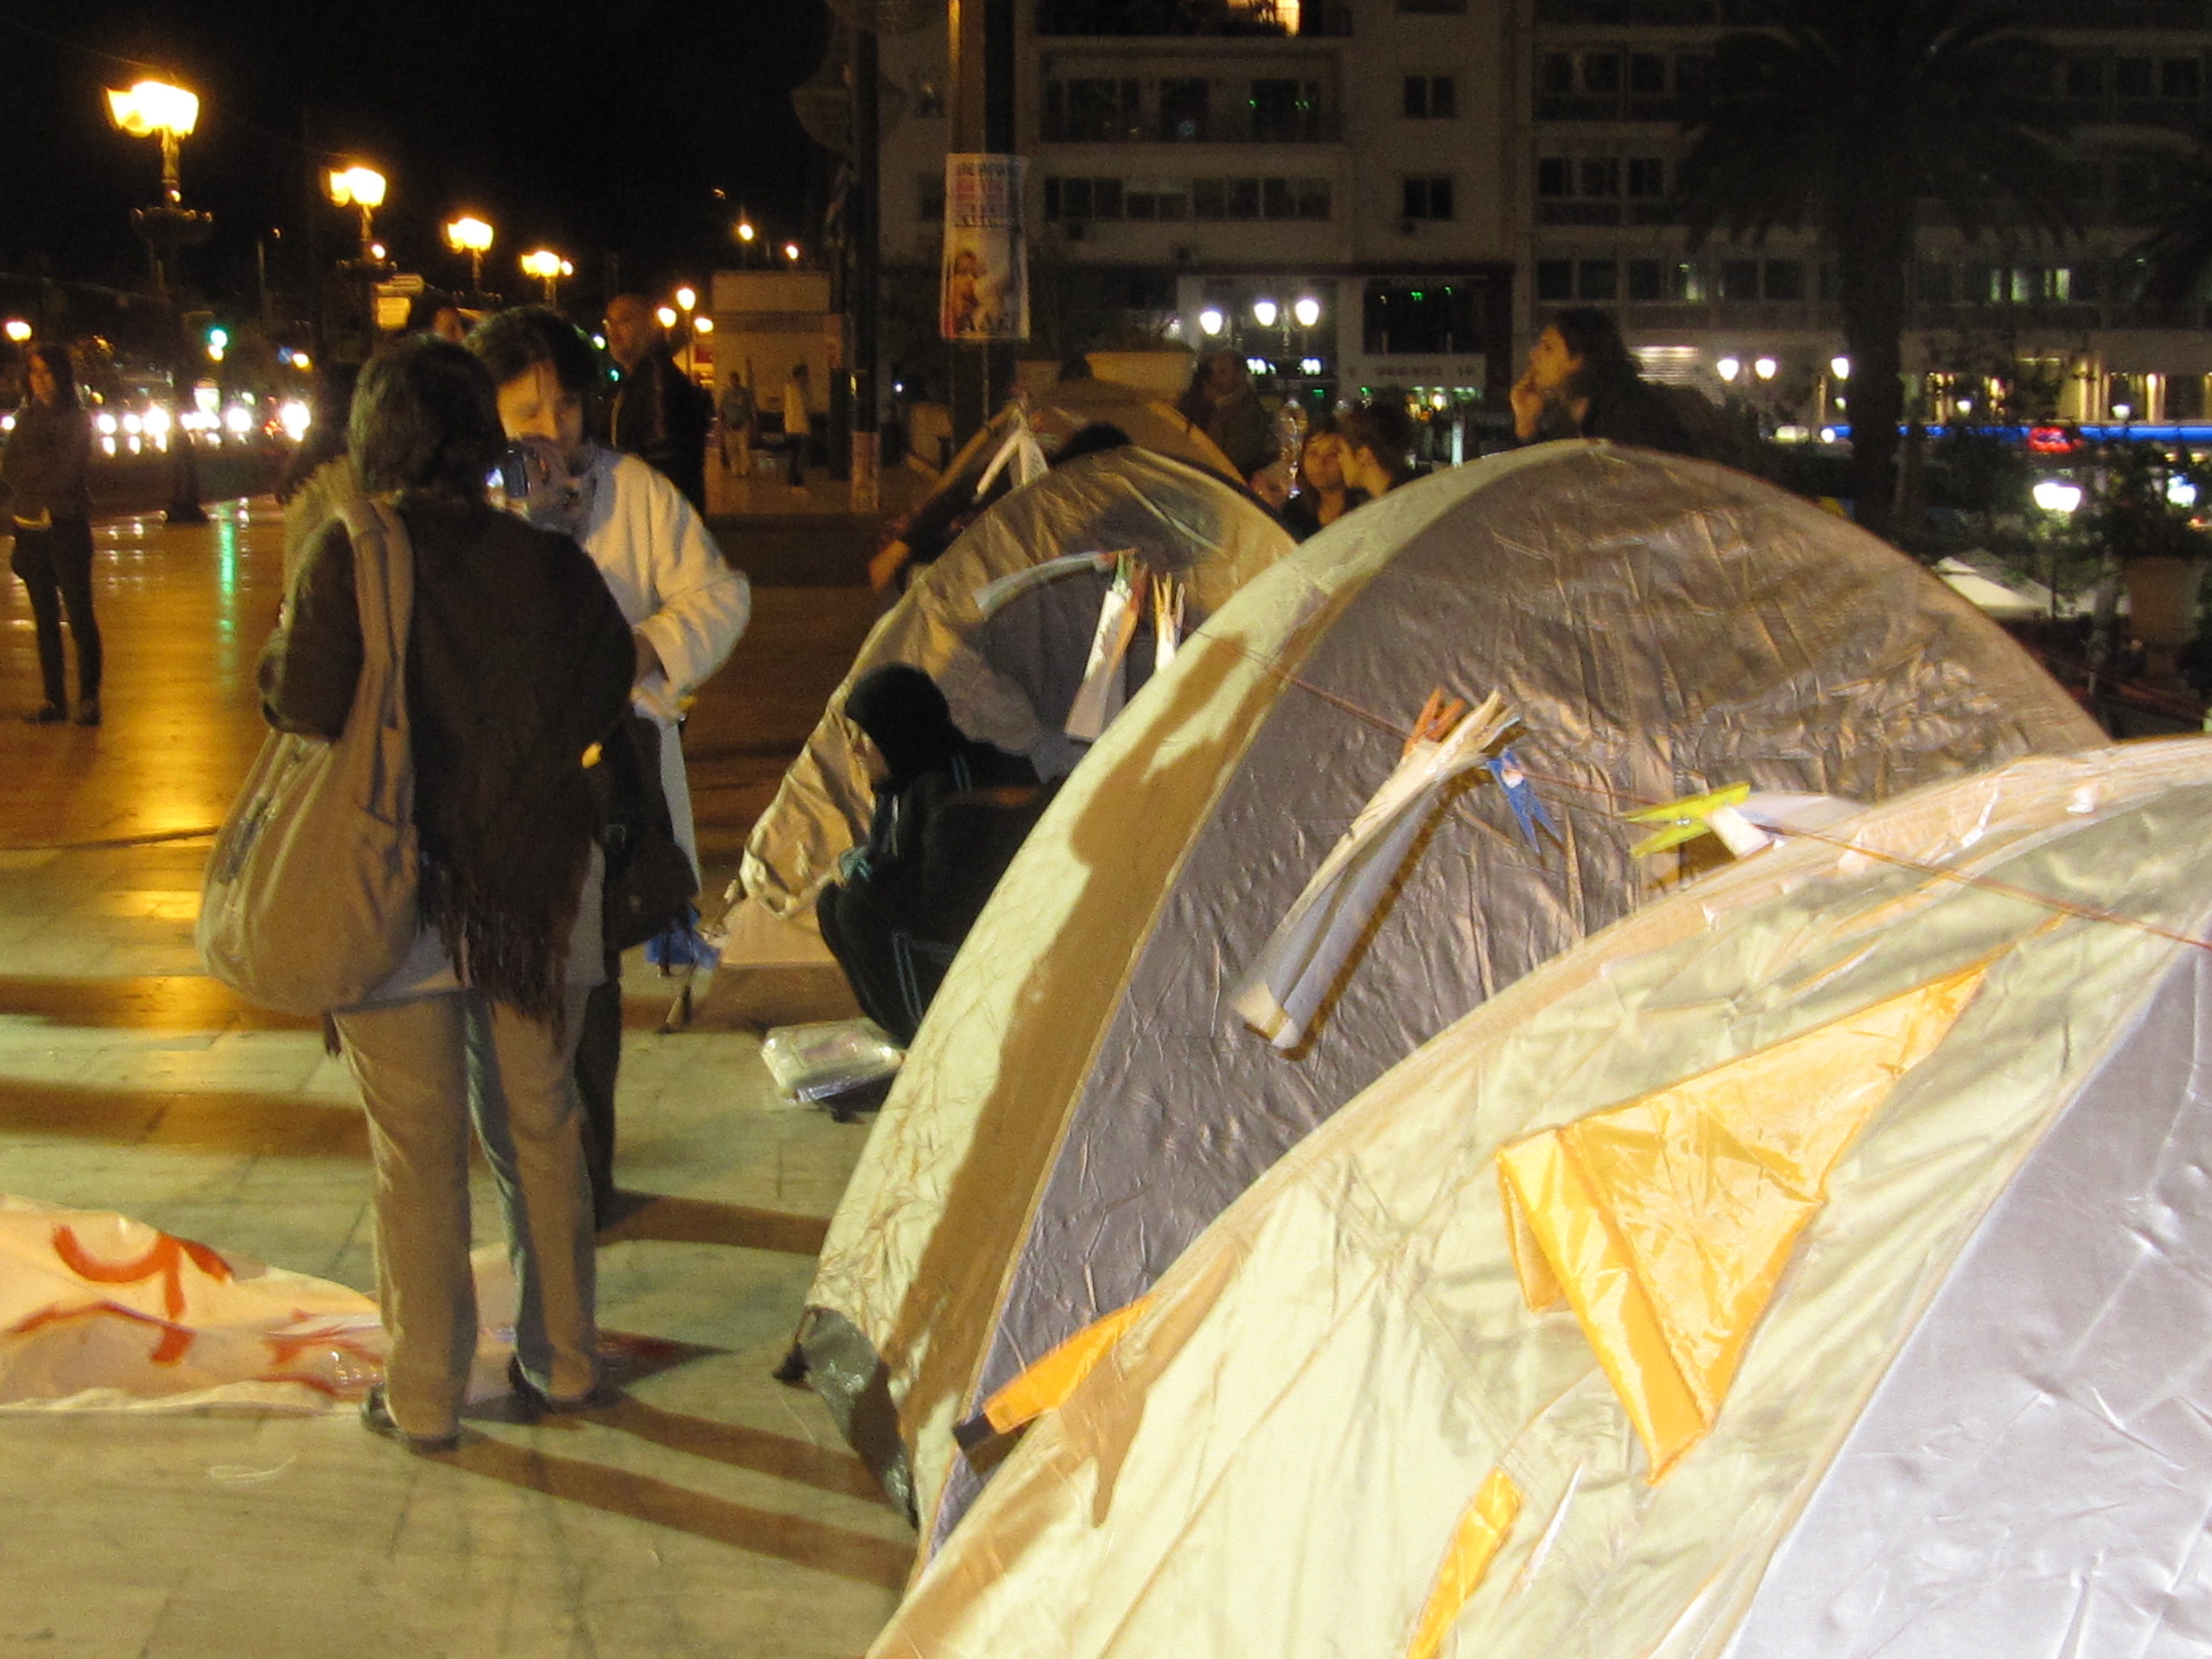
[0,498,906,1658]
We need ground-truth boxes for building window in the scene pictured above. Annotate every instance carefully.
[1363,279,1483,355]
[1579,158,1620,198]
[1161,78,1210,142]
[1042,176,1125,221]
[1183,176,1330,220]
[1668,261,1706,302]
[1403,176,1455,220]
[1251,78,1324,142]
[1045,78,1142,143]
[2163,57,2202,99]
[1578,259,1618,300]
[1404,74,1458,119]
[1125,179,1190,220]
[2115,57,2154,98]
[1539,52,1573,96]
[1627,258,1663,301]
[1625,158,1667,198]
[2065,56,2103,98]
[1763,259,1804,301]
[1720,259,1761,300]
[1535,259,1574,302]
[1536,157,1571,197]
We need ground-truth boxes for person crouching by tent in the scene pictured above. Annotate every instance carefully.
[816,665,1044,1045]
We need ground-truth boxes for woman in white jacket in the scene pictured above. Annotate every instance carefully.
[470,308,751,1225]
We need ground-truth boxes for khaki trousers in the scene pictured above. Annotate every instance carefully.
[335,986,597,1439]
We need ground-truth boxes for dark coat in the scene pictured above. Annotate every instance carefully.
[260,492,635,1017]
[609,347,712,513]
[1,401,91,521]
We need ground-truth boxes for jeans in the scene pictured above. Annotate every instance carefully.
[10,515,101,705]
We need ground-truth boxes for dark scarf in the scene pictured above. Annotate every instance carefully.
[397,494,634,1022]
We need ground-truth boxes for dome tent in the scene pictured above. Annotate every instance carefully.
[737,444,1293,919]
[796,442,2100,1547]
[866,740,2212,1659]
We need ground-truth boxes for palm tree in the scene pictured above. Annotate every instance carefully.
[1677,0,2075,539]
[2131,134,2212,322]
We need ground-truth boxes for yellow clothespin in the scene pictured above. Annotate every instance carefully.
[1624,782,1752,857]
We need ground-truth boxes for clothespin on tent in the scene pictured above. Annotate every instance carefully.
[1485,746,1560,849]
[1626,783,1758,858]
[1152,570,1185,673]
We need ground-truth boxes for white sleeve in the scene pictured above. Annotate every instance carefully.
[632,473,751,699]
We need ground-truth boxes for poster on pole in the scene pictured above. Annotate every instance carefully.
[940,154,1028,342]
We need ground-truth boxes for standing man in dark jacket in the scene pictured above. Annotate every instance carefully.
[604,294,712,513]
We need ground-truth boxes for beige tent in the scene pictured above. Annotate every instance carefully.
[870,739,2212,1659]
[738,444,1293,919]
[794,443,2100,1544]
[930,381,1237,498]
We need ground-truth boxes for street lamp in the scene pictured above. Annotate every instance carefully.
[675,286,697,314]
[1715,356,1741,382]
[655,305,678,329]
[783,242,802,264]
[1293,295,1322,329]
[106,76,210,524]
[520,249,573,304]
[444,215,494,295]
[325,165,387,261]
[3,320,28,344]
[1198,306,1225,337]
[1251,298,1278,327]
[2031,479,2082,514]
[735,217,757,265]
[1753,356,1778,381]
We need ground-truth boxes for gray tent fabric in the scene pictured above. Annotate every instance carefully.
[800,442,2103,1553]
[864,742,2212,1659]
[738,445,1294,919]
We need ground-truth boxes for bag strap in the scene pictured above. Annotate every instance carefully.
[335,496,414,706]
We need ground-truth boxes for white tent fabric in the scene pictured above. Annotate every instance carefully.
[1,1196,528,1413]
[870,740,2212,1659]
[739,445,1294,920]
[795,443,2102,1548]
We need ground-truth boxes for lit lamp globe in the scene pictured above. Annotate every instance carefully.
[444,215,494,291]
[655,306,678,329]
[1198,307,1225,337]
[3,319,30,344]
[674,287,697,313]
[1293,295,1322,329]
[1251,299,1279,328]
[2032,479,2083,515]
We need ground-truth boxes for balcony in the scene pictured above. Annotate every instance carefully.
[1037,0,1352,37]
[1040,107,1342,143]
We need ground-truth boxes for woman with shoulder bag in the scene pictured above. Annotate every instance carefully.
[259,337,635,1452]
[4,342,101,725]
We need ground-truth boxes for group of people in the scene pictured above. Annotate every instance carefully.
[259,303,748,1452]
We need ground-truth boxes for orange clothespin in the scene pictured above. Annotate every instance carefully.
[1404,686,1470,757]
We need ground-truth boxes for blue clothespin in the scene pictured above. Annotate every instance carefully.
[1486,747,1558,848]
[646,905,719,970]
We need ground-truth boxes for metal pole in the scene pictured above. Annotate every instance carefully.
[853,23,882,511]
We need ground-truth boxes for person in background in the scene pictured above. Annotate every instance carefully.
[1178,352,1276,486]
[1337,399,1418,501]
[1280,421,1364,540]
[781,362,813,490]
[260,335,635,1452]
[719,370,754,480]
[3,343,99,726]
[276,361,364,589]
[1510,306,1701,457]
[469,306,751,1229]
[603,294,712,513]
[816,664,1042,1046]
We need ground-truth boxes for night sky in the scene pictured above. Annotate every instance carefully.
[0,0,837,314]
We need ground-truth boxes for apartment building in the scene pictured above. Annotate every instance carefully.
[879,0,2212,434]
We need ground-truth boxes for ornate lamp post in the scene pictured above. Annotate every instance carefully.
[106,78,211,524]
[443,216,494,301]
[520,250,573,306]
[325,166,387,260]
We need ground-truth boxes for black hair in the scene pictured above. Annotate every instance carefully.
[1338,399,1417,485]
[350,335,504,499]
[466,305,605,411]
[26,343,79,410]
[1546,307,1643,390]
